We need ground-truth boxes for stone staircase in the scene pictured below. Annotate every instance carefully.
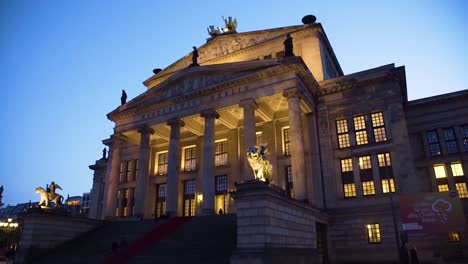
[34,214,237,264]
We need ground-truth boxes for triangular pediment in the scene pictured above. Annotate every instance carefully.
[144,24,317,89]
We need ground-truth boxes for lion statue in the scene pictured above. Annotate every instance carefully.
[35,187,63,208]
[246,145,272,182]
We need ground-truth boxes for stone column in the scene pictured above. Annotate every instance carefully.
[133,125,154,218]
[166,118,184,217]
[283,88,307,201]
[201,109,220,215]
[240,98,257,181]
[102,134,123,218]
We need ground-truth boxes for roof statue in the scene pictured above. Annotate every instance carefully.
[121,90,127,105]
[102,147,107,160]
[246,145,272,182]
[284,34,294,57]
[207,25,222,37]
[0,185,3,207]
[35,181,63,208]
[223,16,237,32]
[190,46,199,67]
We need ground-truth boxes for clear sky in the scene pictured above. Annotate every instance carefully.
[1,0,466,206]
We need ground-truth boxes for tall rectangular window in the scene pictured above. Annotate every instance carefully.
[366,224,381,243]
[119,162,124,182]
[443,128,458,154]
[122,189,129,217]
[371,112,387,142]
[156,151,168,175]
[463,126,468,152]
[155,184,166,218]
[256,131,263,146]
[134,159,139,180]
[183,180,196,216]
[341,158,356,198]
[451,162,464,177]
[283,127,291,156]
[126,160,133,182]
[336,119,350,148]
[354,115,368,145]
[285,166,294,198]
[359,156,375,195]
[378,153,395,193]
[215,140,228,166]
[455,183,468,198]
[215,175,229,214]
[427,130,441,156]
[183,146,197,172]
[434,164,449,192]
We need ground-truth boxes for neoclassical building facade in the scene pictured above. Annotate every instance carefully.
[88,18,468,262]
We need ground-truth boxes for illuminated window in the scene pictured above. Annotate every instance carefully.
[256,131,263,145]
[382,179,396,193]
[343,183,356,197]
[438,184,449,192]
[215,175,229,214]
[359,156,372,170]
[283,127,291,156]
[354,115,368,145]
[427,130,441,156]
[116,190,121,216]
[285,166,294,198]
[455,183,468,198]
[451,162,464,176]
[443,128,458,154]
[126,160,133,182]
[183,146,197,172]
[434,164,447,179]
[463,126,468,152]
[366,224,381,243]
[156,151,168,175]
[183,180,196,216]
[378,153,395,193]
[122,189,129,217]
[119,162,124,182]
[336,119,350,148]
[341,158,355,198]
[155,184,166,218]
[362,181,376,195]
[448,232,461,242]
[371,112,387,142]
[215,140,228,166]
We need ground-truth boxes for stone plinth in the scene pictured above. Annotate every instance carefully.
[230,180,325,264]
[15,208,101,263]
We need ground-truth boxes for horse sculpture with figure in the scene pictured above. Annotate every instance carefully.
[246,145,273,182]
[35,187,63,208]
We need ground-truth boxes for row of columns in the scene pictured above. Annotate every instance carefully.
[102,88,309,218]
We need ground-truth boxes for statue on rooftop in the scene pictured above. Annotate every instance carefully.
[190,46,199,67]
[223,16,238,32]
[121,90,127,105]
[0,185,4,207]
[207,25,222,37]
[102,147,107,160]
[35,181,63,208]
[284,34,294,57]
[246,145,272,182]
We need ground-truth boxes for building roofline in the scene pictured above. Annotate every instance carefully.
[406,89,468,106]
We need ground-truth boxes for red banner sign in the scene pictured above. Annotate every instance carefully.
[400,192,465,234]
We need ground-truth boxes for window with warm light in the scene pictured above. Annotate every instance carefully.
[359,156,372,170]
[122,189,129,217]
[378,153,395,193]
[434,164,447,179]
[215,175,229,214]
[183,180,196,216]
[366,224,381,243]
[336,119,350,148]
[283,127,291,156]
[427,130,441,156]
[354,115,368,145]
[256,131,263,145]
[362,181,376,195]
[443,128,458,154]
[183,146,197,172]
[451,162,464,177]
[343,183,356,197]
[359,156,374,195]
[438,184,449,192]
[156,151,168,175]
[371,112,387,142]
[341,158,353,172]
[455,183,468,198]
[448,232,461,242]
[341,158,356,198]
[215,140,228,166]
[119,162,124,182]
[155,184,166,217]
[285,166,294,198]
[126,160,133,182]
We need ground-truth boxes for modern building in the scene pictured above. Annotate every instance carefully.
[88,16,468,262]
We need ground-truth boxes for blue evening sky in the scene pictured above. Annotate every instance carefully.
[1,0,466,206]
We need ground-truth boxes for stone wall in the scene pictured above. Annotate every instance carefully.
[230,180,327,264]
[15,208,101,263]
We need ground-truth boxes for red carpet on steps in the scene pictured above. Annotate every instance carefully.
[103,217,193,264]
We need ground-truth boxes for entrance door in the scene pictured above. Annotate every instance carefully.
[183,180,196,216]
[154,184,166,218]
[316,222,329,264]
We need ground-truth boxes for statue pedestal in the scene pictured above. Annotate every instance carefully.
[230,180,325,264]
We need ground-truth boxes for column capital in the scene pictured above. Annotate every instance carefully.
[200,109,220,119]
[283,88,301,99]
[239,98,258,109]
[102,133,125,147]
[167,118,185,128]
[137,124,154,135]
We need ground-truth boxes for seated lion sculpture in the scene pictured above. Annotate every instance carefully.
[35,187,63,208]
[246,145,272,182]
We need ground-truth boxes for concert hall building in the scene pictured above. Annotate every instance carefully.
[88,16,468,262]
